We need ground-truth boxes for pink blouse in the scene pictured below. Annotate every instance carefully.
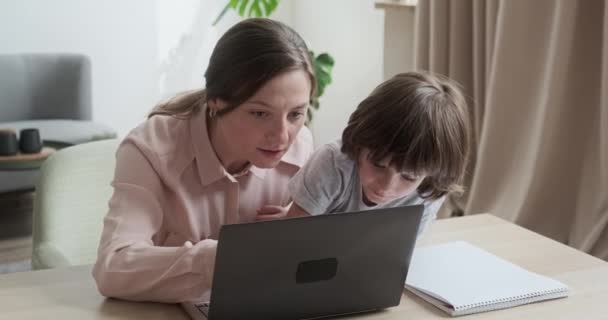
[92,108,313,303]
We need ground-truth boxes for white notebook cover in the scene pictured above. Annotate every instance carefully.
[405,241,569,316]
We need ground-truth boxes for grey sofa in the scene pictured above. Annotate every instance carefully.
[0,53,116,193]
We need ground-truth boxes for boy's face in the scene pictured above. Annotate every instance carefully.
[357,149,427,206]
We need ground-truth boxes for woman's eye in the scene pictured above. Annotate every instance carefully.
[289,112,305,120]
[250,111,268,118]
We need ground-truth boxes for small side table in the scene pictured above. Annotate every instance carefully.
[0,147,56,171]
[0,148,55,239]
[0,147,56,234]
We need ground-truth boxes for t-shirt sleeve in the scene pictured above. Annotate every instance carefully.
[288,144,346,215]
[417,196,445,235]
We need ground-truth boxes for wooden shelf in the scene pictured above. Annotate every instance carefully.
[375,0,417,10]
[375,0,417,79]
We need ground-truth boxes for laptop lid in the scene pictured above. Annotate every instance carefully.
[207,205,424,320]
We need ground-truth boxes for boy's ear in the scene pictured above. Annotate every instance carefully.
[418,176,432,188]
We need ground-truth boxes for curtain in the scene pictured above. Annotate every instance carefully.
[415,0,608,260]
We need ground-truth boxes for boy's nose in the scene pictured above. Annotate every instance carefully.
[379,173,398,190]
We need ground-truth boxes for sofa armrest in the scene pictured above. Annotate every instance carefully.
[31,242,71,270]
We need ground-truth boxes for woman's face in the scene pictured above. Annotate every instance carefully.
[209,69,311,173]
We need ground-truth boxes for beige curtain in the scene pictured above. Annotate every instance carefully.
[415,0,608,260]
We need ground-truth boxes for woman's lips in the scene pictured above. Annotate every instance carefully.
[258,148,284,158]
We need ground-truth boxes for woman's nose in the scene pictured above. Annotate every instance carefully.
[267,117,289,143]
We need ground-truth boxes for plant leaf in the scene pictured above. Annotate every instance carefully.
[263,0,280,15]
[238,0,248,16]
[316,53,335,66]
[313,52,334,98]
[227,0,280,18]
[249,4,262,17]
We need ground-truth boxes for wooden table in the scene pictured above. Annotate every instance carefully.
[1,214,607,319]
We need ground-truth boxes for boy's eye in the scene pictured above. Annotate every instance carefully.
[372,162,386,169]
[400,173,417,182]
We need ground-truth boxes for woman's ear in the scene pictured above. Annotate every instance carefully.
[208,98,228,112]
[207,98,219,113]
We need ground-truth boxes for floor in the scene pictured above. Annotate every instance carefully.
[0,191,34,274]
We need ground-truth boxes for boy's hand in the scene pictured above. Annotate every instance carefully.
[255,205,289,221]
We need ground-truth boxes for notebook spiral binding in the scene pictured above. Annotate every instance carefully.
[456,287,569,312]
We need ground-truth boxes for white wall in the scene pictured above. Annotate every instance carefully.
[0,0,384,144]
[0,0,237,137]
[287,0,385,145]
[0,0,158,137]
[156,0,238,100]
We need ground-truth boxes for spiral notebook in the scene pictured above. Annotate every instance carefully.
[405,241,569,316]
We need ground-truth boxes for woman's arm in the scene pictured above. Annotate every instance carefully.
[92,141,216,303]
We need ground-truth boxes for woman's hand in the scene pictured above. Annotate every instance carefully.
[255,205,289,221]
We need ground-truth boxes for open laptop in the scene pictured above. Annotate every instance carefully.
[181,205,424,320]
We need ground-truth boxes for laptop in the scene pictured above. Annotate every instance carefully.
[181,205,424,320]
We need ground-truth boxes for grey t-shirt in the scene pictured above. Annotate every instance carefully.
[288,140,443,234]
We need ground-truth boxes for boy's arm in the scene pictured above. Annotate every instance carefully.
[286,202,311,218]
[256,142,343,222]
[255,202,311,221]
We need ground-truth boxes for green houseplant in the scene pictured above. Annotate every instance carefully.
[213,0,335,124]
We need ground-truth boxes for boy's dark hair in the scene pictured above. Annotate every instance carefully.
[341,71,470,199]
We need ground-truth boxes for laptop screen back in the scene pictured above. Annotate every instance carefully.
[208,205,424,320]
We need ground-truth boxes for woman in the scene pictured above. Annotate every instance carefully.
[92,18,316,303]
